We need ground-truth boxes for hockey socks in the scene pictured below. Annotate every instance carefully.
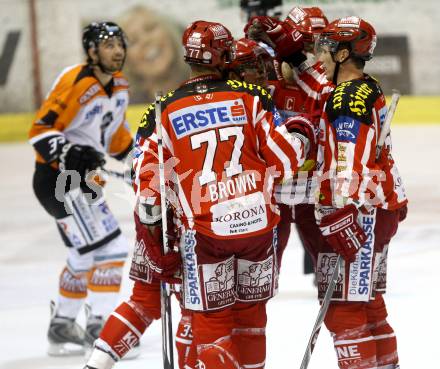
[176,310,193,369]
[57,267,88,319]
[325,298,399,369]
[232,302,267,369]
[95,300,153,360]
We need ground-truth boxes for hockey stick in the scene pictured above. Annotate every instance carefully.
[101,168,132,186]
[300,255,342,369]
[155,92,175,369]
[375,90,400,160]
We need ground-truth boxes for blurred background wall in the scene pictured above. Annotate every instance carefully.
[0,0,438,113]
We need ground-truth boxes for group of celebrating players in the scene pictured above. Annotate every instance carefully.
[28,4,408,369]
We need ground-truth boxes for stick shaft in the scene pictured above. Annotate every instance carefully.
[376,90,400,160]
[300,256,342,369]
[155,92,175,369]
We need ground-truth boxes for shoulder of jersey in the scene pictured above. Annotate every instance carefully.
[224,79,273,112]
[325,78,381,125]
[137,90,176,138]
[54,64,107,106]
[113,70,129,89]
[225,79,272,99]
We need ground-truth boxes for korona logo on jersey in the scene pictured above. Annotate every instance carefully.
[170,99,247,138]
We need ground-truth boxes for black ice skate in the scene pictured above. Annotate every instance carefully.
[47,301,86,356]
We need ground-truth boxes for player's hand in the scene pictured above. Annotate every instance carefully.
[59,143,106,178]
[319,205,367,263]
[283,113,319,158]
[129,212,181,284]
[244,16,304,62]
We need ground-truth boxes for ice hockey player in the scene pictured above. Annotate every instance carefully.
[28,21,133,356]
[132,19,317,369]
[312,17,407,368]
[83,208,192,369]
[244,7,329,277]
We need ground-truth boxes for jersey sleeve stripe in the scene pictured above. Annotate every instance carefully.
[357,127,375,204]
[261,118,292,179]
[29,130,64,145]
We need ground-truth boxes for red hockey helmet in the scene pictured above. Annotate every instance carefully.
[285,7,329,44]
[316,16,377,61]
[182,20,234,68]
[230,38,271,71]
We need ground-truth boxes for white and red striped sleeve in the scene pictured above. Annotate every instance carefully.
[252,95,307,183]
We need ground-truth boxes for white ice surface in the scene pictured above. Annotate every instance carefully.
[0,125,439,368]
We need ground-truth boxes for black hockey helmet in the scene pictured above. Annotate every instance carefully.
[82,21,127,55]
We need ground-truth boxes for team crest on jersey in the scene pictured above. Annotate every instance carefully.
[170,99,248,138]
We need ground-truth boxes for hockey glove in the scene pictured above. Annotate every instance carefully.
[244,16,304,63]
[59,143,106,179]
[129,212,181,284]
[398,205,408,222]
[319,204,368,263]
[283,113,319,158]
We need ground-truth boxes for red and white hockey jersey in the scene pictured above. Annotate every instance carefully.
[267,79,305,120]
[316,75,407,210]
[292,62,333,113]
[133,76,308,239]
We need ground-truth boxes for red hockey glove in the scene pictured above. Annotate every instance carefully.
[319,205,368,263]
[129,212,181,284]
[283,113,319,158]
[398,205,408,222]
[244,16,304,61]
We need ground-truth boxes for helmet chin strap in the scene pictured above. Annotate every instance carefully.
[331,53,350,85]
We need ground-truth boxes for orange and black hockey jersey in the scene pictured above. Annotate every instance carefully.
[29,64,132,166]
[133,76,308,239]
[316,75,407,210]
